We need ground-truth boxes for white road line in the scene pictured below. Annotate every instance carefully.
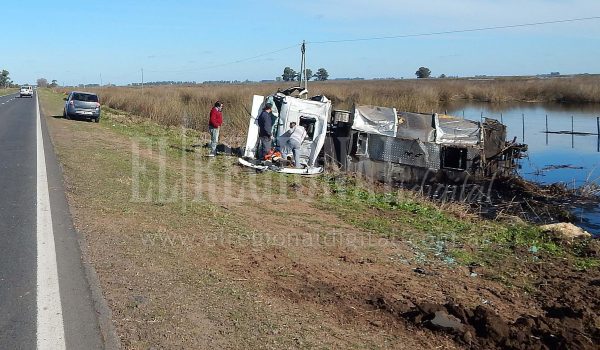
[36,93,66,350]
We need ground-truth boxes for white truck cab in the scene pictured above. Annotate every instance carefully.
[20,86,33,98]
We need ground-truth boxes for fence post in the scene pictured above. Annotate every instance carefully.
[545,114,548,145]
[522,113,525,143]
[571,115,574,148]
[500,113,503,124]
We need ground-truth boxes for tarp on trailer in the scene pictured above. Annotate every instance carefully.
[352,105,398,137]
[434,114,481,145]
[396,112,436,141]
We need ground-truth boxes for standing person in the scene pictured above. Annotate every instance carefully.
[257,103,273,160]
[208,101,223,157]
[286,121,306,168]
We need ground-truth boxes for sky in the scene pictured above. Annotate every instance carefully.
[1,0,600,85]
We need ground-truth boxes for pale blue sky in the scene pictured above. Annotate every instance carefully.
[2,0,599,85]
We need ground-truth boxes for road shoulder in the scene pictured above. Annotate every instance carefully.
[39,94,120,350]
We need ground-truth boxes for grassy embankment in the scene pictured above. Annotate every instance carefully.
[39,87,599,348]
[0,88,17,96]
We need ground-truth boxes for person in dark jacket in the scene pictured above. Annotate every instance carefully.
[208,101,223,156]
[257,103,273,160]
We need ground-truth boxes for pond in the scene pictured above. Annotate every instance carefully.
[445,101,600,235]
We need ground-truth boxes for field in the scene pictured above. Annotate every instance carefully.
[38,86,600,349]
[0,88,17,96]
[80,75,600,145]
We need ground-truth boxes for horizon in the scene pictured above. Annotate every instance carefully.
[42,72,599,88]
[2,1,600,85]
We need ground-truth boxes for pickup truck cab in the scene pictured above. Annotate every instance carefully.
[20,86,33,98]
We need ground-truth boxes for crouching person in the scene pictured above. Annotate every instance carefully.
[286,121,306,168]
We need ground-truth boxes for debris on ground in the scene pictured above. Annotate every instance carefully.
[540,222,592,240]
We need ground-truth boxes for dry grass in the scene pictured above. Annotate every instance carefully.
[62,76,600,144]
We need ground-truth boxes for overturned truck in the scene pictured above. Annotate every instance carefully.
[324,105,525,183]
[239,89,525,182]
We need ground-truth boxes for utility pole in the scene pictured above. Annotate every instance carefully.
[299,40,307,96]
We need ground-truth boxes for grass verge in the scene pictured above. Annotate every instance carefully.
[0,88,17,96]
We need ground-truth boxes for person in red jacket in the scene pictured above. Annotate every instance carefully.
[208,101,223,156]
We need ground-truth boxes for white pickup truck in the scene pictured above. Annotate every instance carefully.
[20,86,33,98]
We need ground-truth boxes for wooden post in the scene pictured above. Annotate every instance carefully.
[545,114,548,145]
[571,115,574,148]
[500,113,503,124]
[522,113,525,143]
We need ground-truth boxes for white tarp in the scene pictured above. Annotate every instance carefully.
[352,105,398,137]
[434,114,482,145]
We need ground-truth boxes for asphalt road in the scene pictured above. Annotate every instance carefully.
[0,91,105,349]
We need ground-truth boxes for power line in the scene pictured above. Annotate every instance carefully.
[137,16,599,77]
[307,16,600,44]
[145,43,301,74]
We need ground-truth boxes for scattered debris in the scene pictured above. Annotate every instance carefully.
[540,222,592,240]
[541,164,585,171]
[397,302,599,350]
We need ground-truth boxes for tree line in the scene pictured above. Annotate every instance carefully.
[36,78,59,88]
[282,67,329,82]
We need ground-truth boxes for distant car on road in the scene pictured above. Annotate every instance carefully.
[63,91,101,122]
[19,86,33,98]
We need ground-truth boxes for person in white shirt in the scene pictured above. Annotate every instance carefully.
[286,122,306,168]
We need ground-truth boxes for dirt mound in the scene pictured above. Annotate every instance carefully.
[366,298,598,349]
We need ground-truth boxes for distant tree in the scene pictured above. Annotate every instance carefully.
[49,79,58,88]
[314,68,329,81]
[438,74,447,79]
[415,67,431,79]
[282,67,298,82]
[304,69,313,81]
[275,76,282,82]
[37,78,49,87]
[0,70,11,88]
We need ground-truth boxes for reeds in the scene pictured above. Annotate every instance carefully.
[85,76,600,143]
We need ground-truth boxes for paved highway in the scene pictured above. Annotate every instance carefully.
[0,91,106,349]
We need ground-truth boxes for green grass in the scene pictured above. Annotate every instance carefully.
[317,173,569,268]
[0,88,17,96]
